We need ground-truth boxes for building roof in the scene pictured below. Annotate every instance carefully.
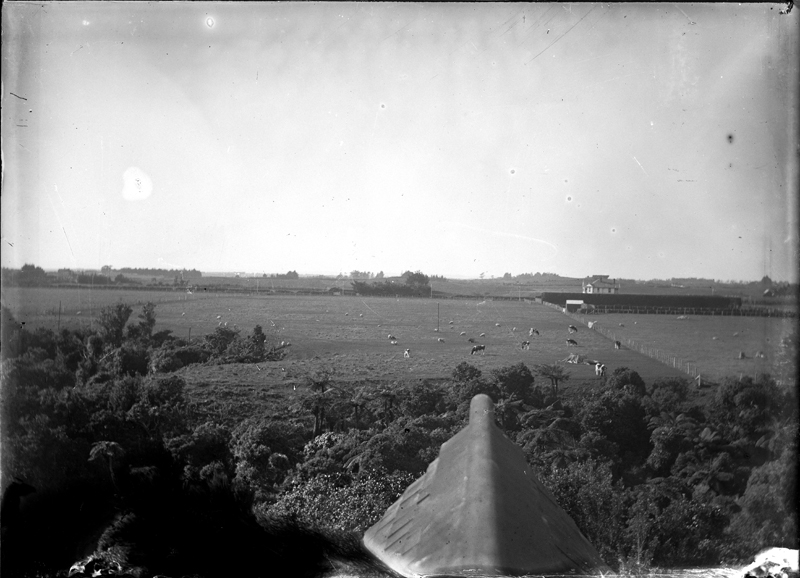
[364,395,611,577]
[586,278,617,286]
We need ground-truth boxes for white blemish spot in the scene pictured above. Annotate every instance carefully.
[121,167,153,201]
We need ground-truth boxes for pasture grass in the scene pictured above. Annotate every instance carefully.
[568,312,794,382]
[3,288,790,395]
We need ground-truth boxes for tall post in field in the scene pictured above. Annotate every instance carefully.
[437,303,440,332]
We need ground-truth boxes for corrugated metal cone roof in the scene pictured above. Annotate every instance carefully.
[363,394,613,577]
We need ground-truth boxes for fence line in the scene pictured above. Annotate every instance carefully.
[542,301,701,380]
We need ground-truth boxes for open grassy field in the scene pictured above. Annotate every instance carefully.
[566,311,795,382]
[3,287,792,392]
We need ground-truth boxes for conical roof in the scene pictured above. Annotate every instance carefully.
[363,394,612,577]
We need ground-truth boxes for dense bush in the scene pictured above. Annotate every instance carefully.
[1,301,796,576]
[261,469,416,533]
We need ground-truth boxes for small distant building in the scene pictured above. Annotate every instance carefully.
[582,275,619,294]
[565,299,584,313]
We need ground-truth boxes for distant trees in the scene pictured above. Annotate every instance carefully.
[273,271,299,279]
[349,270,374,279]
[401,271,430,287]
[18,263,48,285]
[117,267,203,278]
[352,270,432,297]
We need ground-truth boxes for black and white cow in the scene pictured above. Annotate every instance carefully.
[614,340,621,349]
[595,362,606,377]
[529,328,540,337]
[471,344,486,355]
[404,349,411,358]
[521,340,531,350]
[566,339,578,346]
[568,325,578,334]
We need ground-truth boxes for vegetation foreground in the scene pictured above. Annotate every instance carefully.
[0,301,797,577]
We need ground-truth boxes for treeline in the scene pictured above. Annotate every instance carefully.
[505,272,568,280]
[0,302,796,576]
[1,264,203,288]
[269,270,299,279]
[117,267,203,279]
[346,271,384,280]
[351,270,433,296]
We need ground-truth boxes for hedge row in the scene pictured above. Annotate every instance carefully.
[540,292,742,309]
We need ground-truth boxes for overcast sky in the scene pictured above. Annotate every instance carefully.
[2,2,798,281]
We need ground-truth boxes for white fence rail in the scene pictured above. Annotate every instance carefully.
[543,302,701,380]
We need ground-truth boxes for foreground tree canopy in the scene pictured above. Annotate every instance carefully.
[0,303,796,577]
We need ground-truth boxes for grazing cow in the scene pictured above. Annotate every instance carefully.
[449,320,454,325]
[595,363,606,377]
[614,340,621,349]
[568,325,578,334]
[512,327,517,332]
[387,334,396,340]
[495,323,501,327]
[755,351,766,358]
[359,313,363,317]
[437,338,445,343]
[480,332,486,337]
[521,340,530,350]
[471,344,486,355]
[468,338,476,343]
[460,331,466,336]
[566,339,578,346]
[345,313,349,316]
[390,340,398,345]
[619,323,624,328]
[404,349,411,358]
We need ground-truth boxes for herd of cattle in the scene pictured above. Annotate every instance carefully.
[383,321,619,377]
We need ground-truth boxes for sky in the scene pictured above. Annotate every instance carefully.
[2,2,798,281]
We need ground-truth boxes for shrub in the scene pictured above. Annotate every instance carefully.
[262,469,415,533]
